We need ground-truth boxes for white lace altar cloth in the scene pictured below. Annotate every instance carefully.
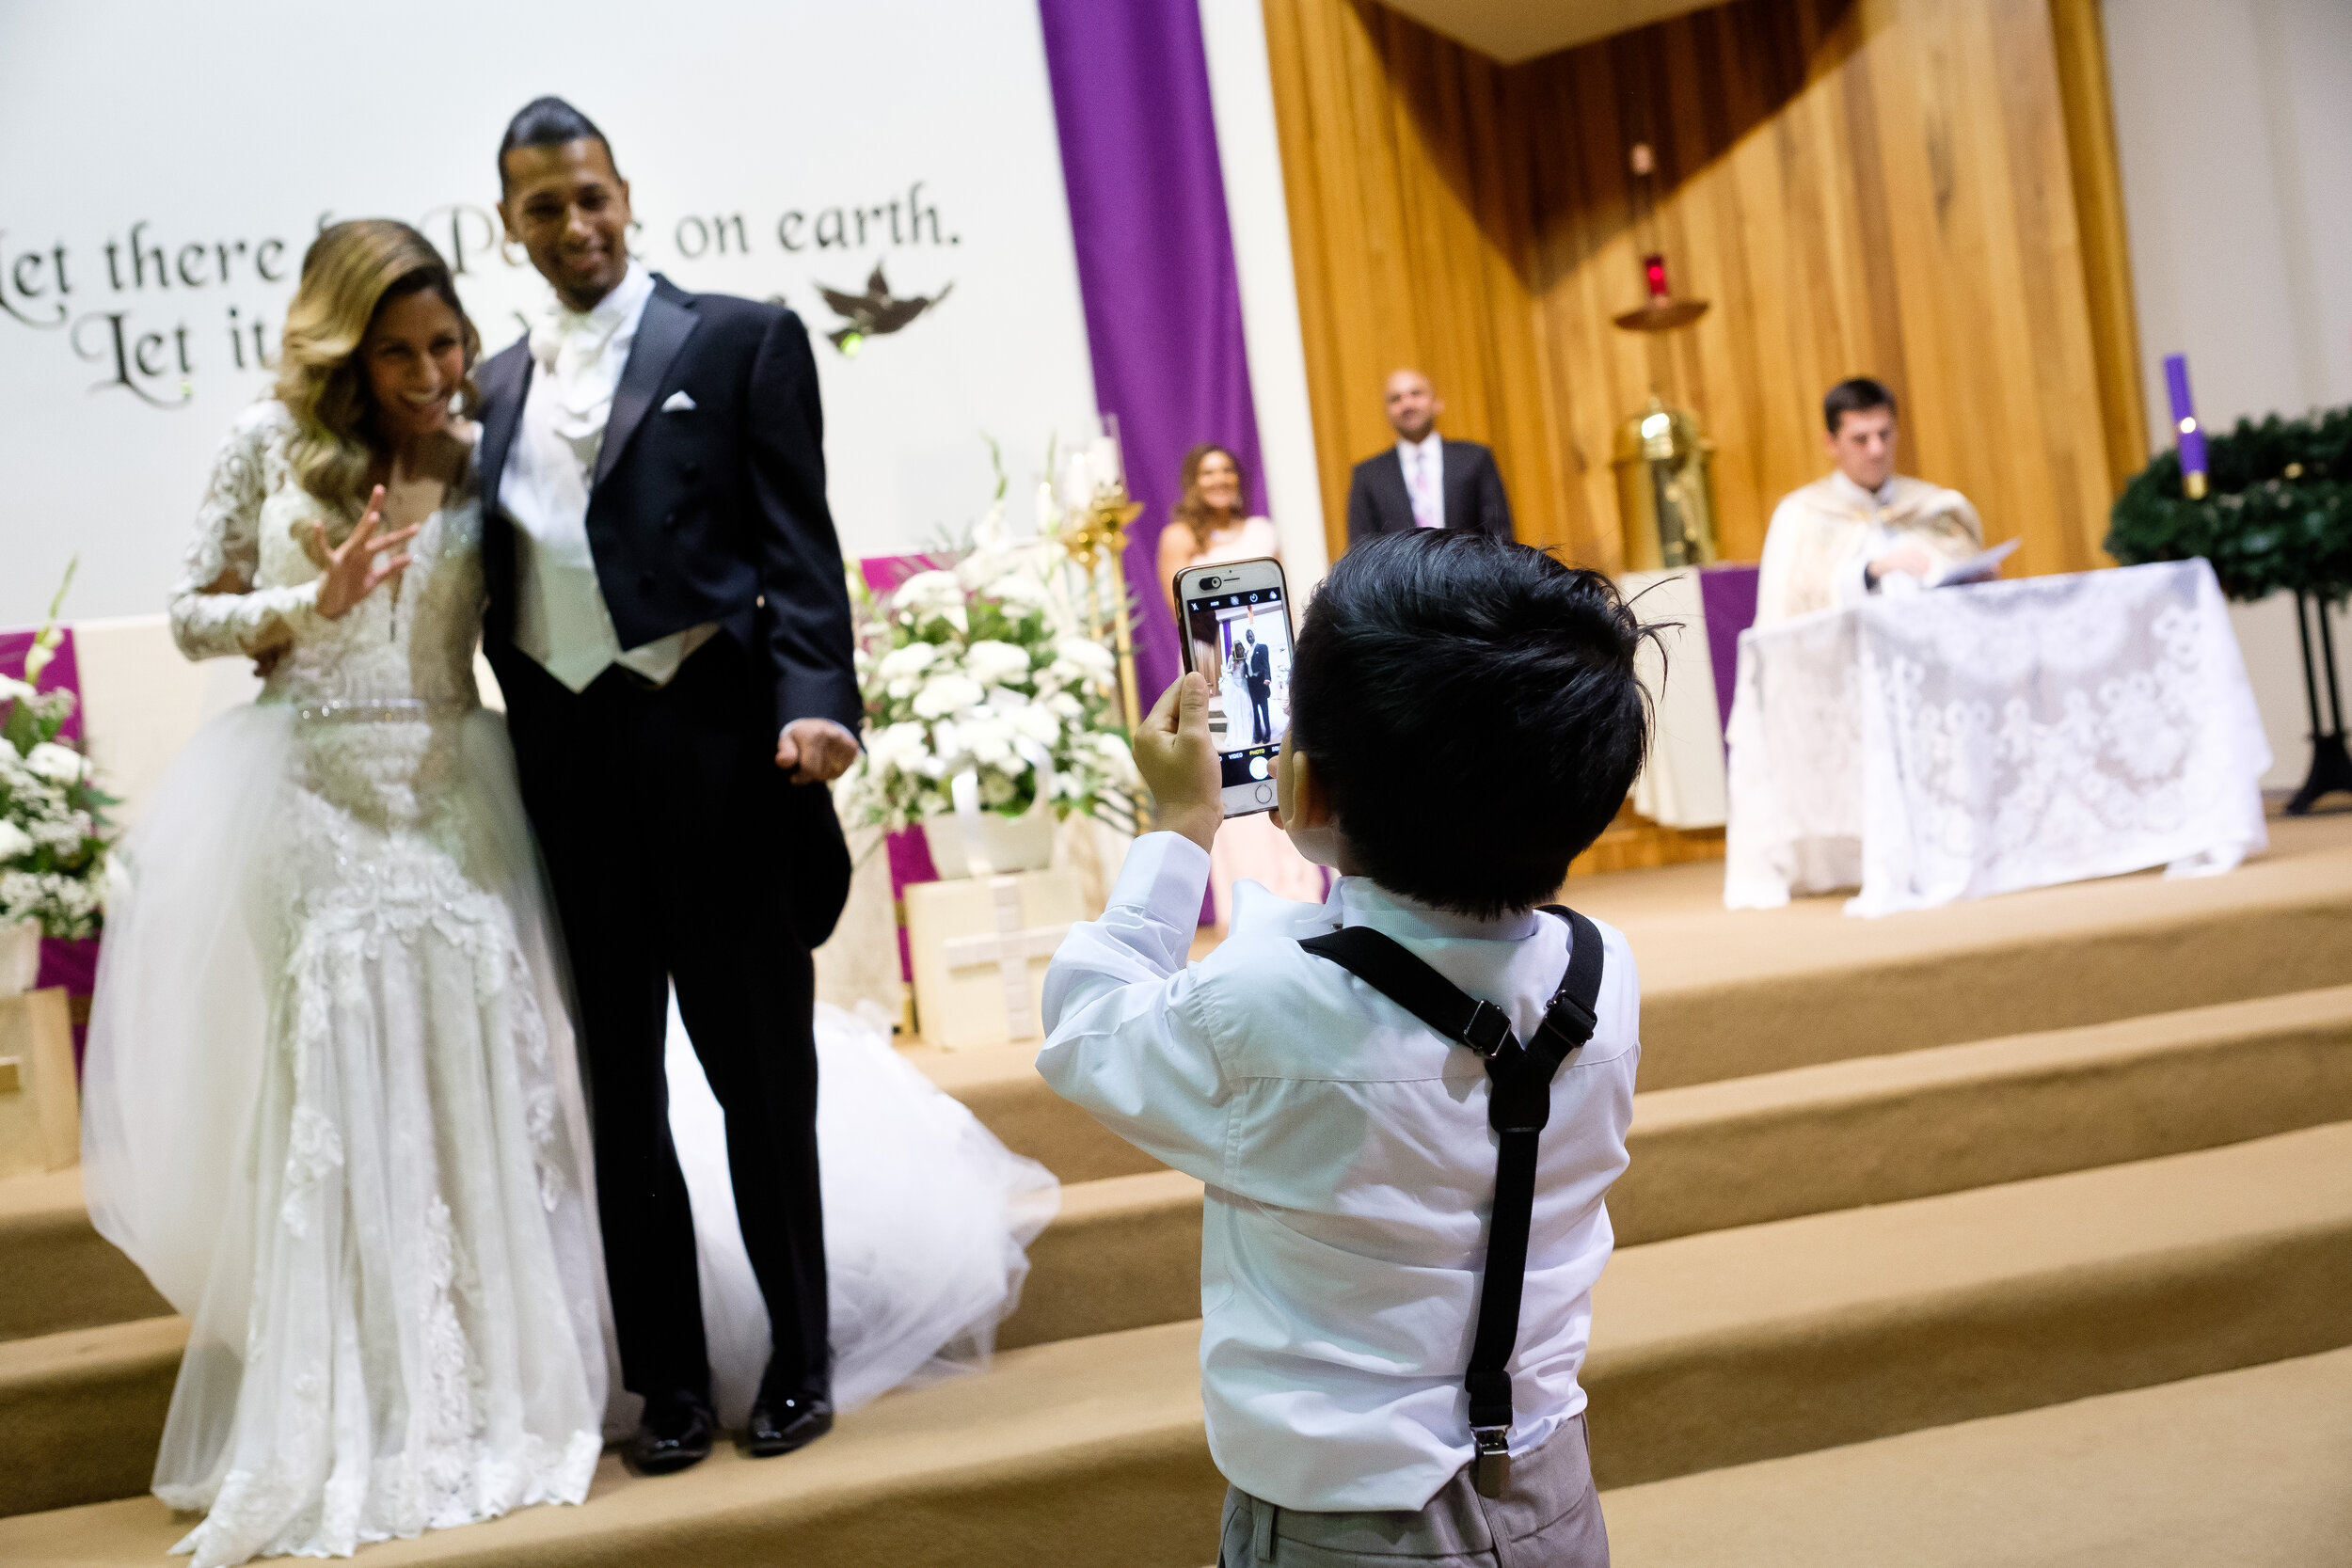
[1723,560,2270,916]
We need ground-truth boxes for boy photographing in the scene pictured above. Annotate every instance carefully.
[1039,532,1651,1567]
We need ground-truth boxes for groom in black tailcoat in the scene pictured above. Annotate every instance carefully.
[1243,628,1273,744]
[476,97,859,1475]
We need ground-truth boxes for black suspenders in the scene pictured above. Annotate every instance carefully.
[1297,904,1605,1499]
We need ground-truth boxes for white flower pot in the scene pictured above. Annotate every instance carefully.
[0,919,40,997]
[921,799,1057,879]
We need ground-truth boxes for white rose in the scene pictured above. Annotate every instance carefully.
[1057,637,1117,674]
[1011,706,1061,747]
[876,641,940,680]
[964,640,1033,688]
[866,721,930,775]
[988,571,1050,607]
[962,716,1016,767]
[24,742,86,785]
[911,673,985,720]
[0,676,35,707]
[0,820,33,861]
[892,570,962,610]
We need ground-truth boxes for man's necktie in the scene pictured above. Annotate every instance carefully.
[1413,447,1441,530]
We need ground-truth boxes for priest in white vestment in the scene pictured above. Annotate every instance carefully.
[1755,377,1982,626]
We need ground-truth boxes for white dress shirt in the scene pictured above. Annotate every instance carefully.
[501,262,715,691]
[1037,833,1640,1511]
[1397,431,1445,530]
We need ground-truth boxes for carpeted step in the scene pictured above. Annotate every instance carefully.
[1613,983,2352,1244]
[13,981,2347,1458]
[900,824,2352,1177]
[1583,1119,2352,1486]
[0,1163,1216,1521]
[17,1124,2351,1524]
[0,1171,167,1343]
[0,1319,1224,1568]
[1600,1344,2352,1566]
[1570,812,2352,1089]
[902,1039,1165,1183]
[998,1169,1203,1351]
[0,1317,185,1518]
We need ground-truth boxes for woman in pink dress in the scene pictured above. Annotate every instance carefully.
[1154,444,1327,926]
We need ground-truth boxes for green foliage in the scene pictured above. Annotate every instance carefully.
[2106,405,2352,602]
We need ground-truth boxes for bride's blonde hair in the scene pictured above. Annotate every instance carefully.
[275,219,480,517]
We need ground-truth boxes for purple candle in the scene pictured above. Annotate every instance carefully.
[2164,354,2209,499]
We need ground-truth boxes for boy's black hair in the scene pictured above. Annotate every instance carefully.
[1822,376,1896,435]
[499,97,618,189]
[1288,531,1654,917]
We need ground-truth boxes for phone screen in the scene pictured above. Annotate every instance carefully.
[1182,582,1293,791]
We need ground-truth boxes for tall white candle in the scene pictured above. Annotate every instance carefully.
[1086,434,1121,494]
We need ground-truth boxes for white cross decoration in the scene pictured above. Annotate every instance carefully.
[941,875,1072,1042]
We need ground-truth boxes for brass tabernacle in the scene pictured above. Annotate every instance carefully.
[1611,396,1720,573]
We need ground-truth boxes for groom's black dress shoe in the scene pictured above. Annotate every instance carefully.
[744,1391,834,1458]
[628,1392,716,1475]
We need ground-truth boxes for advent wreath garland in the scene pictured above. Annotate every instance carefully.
[2106,404,2352,602]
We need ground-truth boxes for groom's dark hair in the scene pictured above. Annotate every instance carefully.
[499,97,619,188]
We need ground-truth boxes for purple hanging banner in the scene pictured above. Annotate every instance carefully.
[1037,0,1267,707]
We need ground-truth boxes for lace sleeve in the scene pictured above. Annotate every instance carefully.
[167,410,326,660]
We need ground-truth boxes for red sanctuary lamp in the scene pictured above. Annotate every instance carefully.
[1613,251,1709,332]
[1609,143,1718,569]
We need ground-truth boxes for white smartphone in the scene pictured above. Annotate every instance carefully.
[1173,556,1295,818]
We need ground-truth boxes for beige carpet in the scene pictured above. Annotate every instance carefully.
[4,813,2349,1561]
[1603,1345,2352,1566]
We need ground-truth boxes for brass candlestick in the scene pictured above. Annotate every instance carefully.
[1059,483,1146,734]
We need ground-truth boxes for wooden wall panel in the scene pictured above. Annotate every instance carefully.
[1263,0,2133,577]
[2049,0,2151,493]
[1262,0,1573,564]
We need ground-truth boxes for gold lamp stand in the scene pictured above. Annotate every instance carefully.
[1058,483,1147,736]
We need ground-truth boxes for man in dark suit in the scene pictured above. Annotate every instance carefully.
[1243,628,1273,743]
[1343,368,1513,545]
[478,98,859,1477]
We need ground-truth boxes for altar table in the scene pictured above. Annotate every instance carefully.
[1619,562,1759,831]
[1724,560,2270,915]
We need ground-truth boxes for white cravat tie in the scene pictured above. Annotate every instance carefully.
[511,291,643,689]
[529,307,628,468]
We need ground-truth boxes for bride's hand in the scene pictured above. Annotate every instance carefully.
[313,486,421,620]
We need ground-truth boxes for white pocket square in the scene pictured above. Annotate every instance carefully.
[660,389,697,413]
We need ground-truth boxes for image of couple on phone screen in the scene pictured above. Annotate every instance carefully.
[1185,586,1293,772]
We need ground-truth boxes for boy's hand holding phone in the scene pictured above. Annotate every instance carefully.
[1135,673,1223,855]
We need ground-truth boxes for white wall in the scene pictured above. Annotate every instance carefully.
[1200,0,1330,591]
[2106,0,2352,439]
[0,0,1098,626]
[2105,0,2352,789]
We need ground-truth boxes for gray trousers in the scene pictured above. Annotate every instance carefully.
[1217,1416,1608,1568]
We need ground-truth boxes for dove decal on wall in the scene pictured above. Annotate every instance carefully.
[812,263,953,356]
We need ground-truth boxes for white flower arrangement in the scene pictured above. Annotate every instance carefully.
[835,468,1140,836]
[0,688,109,942]
[2,562,115,941]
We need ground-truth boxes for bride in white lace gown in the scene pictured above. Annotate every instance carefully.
[80,222,1051,1568]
